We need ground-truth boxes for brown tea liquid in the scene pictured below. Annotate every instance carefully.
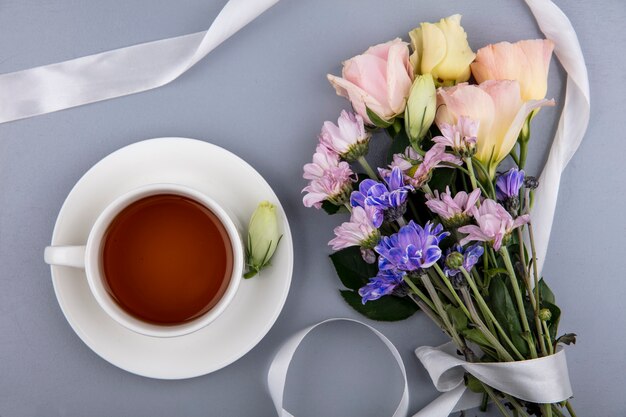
[102,194,233,325]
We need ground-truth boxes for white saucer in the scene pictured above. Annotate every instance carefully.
[48,138,293,379]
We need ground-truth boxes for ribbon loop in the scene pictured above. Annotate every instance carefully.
[267,318,409,417]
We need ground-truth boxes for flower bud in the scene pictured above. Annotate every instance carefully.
[538,308,552,321]
[404,74,436,148]
[245,201,282,278]
[524,176,539,190]
[445,252,465,270]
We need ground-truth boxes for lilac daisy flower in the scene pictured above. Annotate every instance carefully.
[328,205,380,250]
[458,199,529,251]
[385,145,461,188]
[358,269,405,304]
[425,186,481,226]
[302,145,355,208]
[350,166,414,225]
[496,168,525,201]
[376,221,449,272]
[319,110,371,162]
[433,116,479,157]
[443,244,485,278]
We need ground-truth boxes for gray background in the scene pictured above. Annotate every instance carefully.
[0,0,624,416]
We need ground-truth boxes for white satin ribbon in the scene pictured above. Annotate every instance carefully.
[267,318,409,417]
[0,0,278,123]
[526,0,591,276]
[413,343,572,416]
[267,321,572,417]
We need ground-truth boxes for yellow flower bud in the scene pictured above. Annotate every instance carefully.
[409,15,475,85]
[404,74,436,147]
[245,201,282,278]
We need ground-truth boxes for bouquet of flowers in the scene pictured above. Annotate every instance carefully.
[302,14,577,417]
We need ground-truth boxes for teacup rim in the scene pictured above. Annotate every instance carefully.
[84,182,244,338]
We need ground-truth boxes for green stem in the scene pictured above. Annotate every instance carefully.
[500,247,538,358]
[542,320,554,354]
[481,383,513,417]
[421,274,465,349]
[552,404,567,417]
[460,287,514,362]
[357,156,378,179]
[518,141,528,170]
[502,393,530,417]
[543,404,553,417]
[396,216,407,227]
[402,276,436,312]
[422,183,433,196]
[465,157,479,191]
[412,297,446,330]
[343,202,352,212]
[565,401,578,417]
[517,228,547,357]
[461,268,525,361]
[433,264,471,319]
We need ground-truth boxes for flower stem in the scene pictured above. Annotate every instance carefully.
[517,228,547,357]
[357,156,378,179]
[565,401,578,417]
[433,264,471,319]
[403,276,436,312]
[518,141,528,170]
[461,268,525,361]
[465,157,479,191]
[396,216,407,227]
[542,320,554,354]
[421,274,465,349]
[481,383,513,417]
[460,288,514,362]
[422,183,433,195]
[343,202,352,212]
[500,247,538,359]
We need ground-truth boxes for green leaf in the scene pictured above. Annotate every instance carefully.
[366,107,393,128]
[340,290,418,321]
[321,200,346,215]
[484,268,508,278]
[445,305,468,333]
[465,374,486,394]
[461,328,491,347]
[538,279,555,305]
[428,166,457,193]
[556,333,577,346]
[330,247,378,291]
[488,277,529,356]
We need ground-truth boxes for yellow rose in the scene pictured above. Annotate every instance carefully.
[409,15,475,85]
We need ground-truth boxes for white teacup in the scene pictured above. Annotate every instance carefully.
[44,183,243,338]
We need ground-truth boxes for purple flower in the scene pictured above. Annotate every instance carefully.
[425,186,481,225]
[319,110,371,161]
[458,199,530,251]
[303,145,355,208]
[496,168,525,201]
[443,244,484,277]
[433,116,478,157]
[358,269,405,304]
[376,221,449,272]
[350,167,414,225]
[328,206,380,250]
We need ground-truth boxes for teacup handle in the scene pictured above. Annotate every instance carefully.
[44,246,86,269]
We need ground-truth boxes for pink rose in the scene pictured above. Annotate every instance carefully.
[327,39,414,125]
[471,39,555,101]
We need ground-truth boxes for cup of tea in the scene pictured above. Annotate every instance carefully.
[44,183,244,338]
